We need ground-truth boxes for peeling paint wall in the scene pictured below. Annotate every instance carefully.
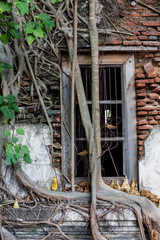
[2,124,59,198]
[139,127,160,195]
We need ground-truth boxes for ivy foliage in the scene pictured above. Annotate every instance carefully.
[0,94,31,166]
[3,128,31,166]
[0,61,12,75]
[0,0,63,45]
[0,94,20,120]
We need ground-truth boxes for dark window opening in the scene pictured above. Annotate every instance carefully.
[75,65,125,178]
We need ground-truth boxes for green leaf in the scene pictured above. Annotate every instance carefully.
[33,28,45,37]
[9,28,21,39]
[50,0,56,3]
[0,22,7,27]
[6,142,14,155]
[0,31,11,44]
[35,14,51,20]
[24,22,35,33]
[43,20,55,31]
[11,154,18,164]
[11,103,20,113]
[0,13,4,19]
[22,0,33,3]
[5,94,16,103]
[11,137,19,143]
[0,2,12,13]
[14,144,21,152]
[3,130,11,138]
[0,62,12,69]
[16,128,24,135]
[0,68,1,75]
[16,1,29,15]
[5,154,12,166]
[2,119,7,124]
[26,34,36,45]
[15,152,22,161]
[1,106,15,119]
[8,21,20,29]
[23,153,31,163]
[30,6,35,10]
[0,95,4,103]
[21,145,29,154]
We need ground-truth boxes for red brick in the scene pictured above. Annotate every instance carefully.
[148,111,159,115]
[137,106,156,111]
[158,63,160,67]
[146,72,156,78]
[141,13,159,17]
[158,27,160,31]
[127,36,138,40]
[145,54,154,58]
[131,13,139,17]
[143,22,160,27]
[123,41,141,46]
[122,22,137,27]
[155,87,160,93]
[149,84,158,88]
[138,125,153,130]
[138,120,148,125]
[137,101,146,106]
[135,32,140,36]
[154,57,160,62]
[138,135,147,140]
[139,151,144,156]
[143,61,154,74]
[155,116,160,120]
[137,93,147,98]
[148,93,159,100]
[147,116,154,120]
[137,111,148,116]
[138,36,148,40]
[106,41,122,45]
[117,0,124,3]
[142,31,160,36]
[139,146,143,151]
[135,68,144,74]
[138,141,144,146]
[148,120,158,125]
[136,9,146,13]
[155,77,160,83]
[136,83,145,88]
[136,79,154,84]
[136,73,145,78]
[136,89,145,94]
[143,41,160,46]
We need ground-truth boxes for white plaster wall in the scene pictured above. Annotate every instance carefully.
[2,124,59,198]
[139,127,160,196]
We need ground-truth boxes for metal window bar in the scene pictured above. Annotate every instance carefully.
[75,65,124,177]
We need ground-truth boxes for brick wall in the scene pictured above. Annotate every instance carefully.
[135,53,160,158]
[101,0,160,159]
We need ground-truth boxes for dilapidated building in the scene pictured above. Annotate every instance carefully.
[0,0,160,239]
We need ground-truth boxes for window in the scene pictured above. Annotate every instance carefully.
[61,54,137,182]
[76,65,124,177]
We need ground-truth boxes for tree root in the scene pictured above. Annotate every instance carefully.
[14,164,90,201]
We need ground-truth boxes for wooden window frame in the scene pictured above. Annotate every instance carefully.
[61,53,137,183]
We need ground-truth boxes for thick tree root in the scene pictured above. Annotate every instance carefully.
[15,164,90,201]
